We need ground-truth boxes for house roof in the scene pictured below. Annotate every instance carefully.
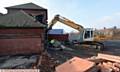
[0,10,46,28]
[6,3,47,10]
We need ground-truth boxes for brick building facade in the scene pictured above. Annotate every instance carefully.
[0,3,47,55]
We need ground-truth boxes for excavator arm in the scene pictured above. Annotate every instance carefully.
[48,14,84,31]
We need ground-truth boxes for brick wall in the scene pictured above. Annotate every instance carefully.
[0,38,43,55]
[0,29,44,34]
[0,28,45,55]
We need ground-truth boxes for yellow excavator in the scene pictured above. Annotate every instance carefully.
[47,14,104,50]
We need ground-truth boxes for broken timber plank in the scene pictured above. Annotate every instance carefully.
[97,53,120,63]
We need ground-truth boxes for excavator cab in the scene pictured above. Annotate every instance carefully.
[83,28,94,41]
[69,28,94,43]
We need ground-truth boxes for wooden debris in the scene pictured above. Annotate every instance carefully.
[94,53,120,72]
[98,61,120,72]
[97,53,120,63]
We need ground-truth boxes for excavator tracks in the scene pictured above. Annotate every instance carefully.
[78,41,104,51]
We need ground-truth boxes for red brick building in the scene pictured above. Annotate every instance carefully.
[0,3,47,55]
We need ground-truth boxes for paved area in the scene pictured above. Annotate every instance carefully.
[103,40,120,47]
[102,40,120,55]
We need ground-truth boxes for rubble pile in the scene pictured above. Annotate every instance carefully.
[54,53,120,72]
[97,53,120,72]
[87,53,120,72]
[0,53,57,72]
[98,61,120,72]
[0,55,38,69]
[0,41,120,72]
[37,52,58,72]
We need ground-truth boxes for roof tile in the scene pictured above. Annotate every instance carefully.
[0,10,46,27]
[6,3,47,10]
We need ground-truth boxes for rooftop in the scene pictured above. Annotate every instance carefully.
[6,3,47,10]
[0,10,46,28]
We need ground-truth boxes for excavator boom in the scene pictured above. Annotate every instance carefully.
[48,14,84,31]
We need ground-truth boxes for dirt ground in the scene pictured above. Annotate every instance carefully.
[0,40,120,70]
[47,40,120,65]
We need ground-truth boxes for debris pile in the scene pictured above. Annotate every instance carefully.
[55,53,120,72]
[0,53,57,71]
[98,61,120,72]
[36,52,57,72]
[0,55,38,69]
[88,53,120,72]
[97,53,120,72]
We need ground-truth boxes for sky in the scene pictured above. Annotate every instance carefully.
[0,0,120,32]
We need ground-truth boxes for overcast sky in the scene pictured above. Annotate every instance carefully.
[0,0,120,32]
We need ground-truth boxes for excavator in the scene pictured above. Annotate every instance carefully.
[47,14,104,50]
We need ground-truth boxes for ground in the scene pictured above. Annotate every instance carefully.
[47,40,120,65]
[0,40,120,70]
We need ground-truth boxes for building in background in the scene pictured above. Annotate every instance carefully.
[48,29,64,34]
[95,28,120,40]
